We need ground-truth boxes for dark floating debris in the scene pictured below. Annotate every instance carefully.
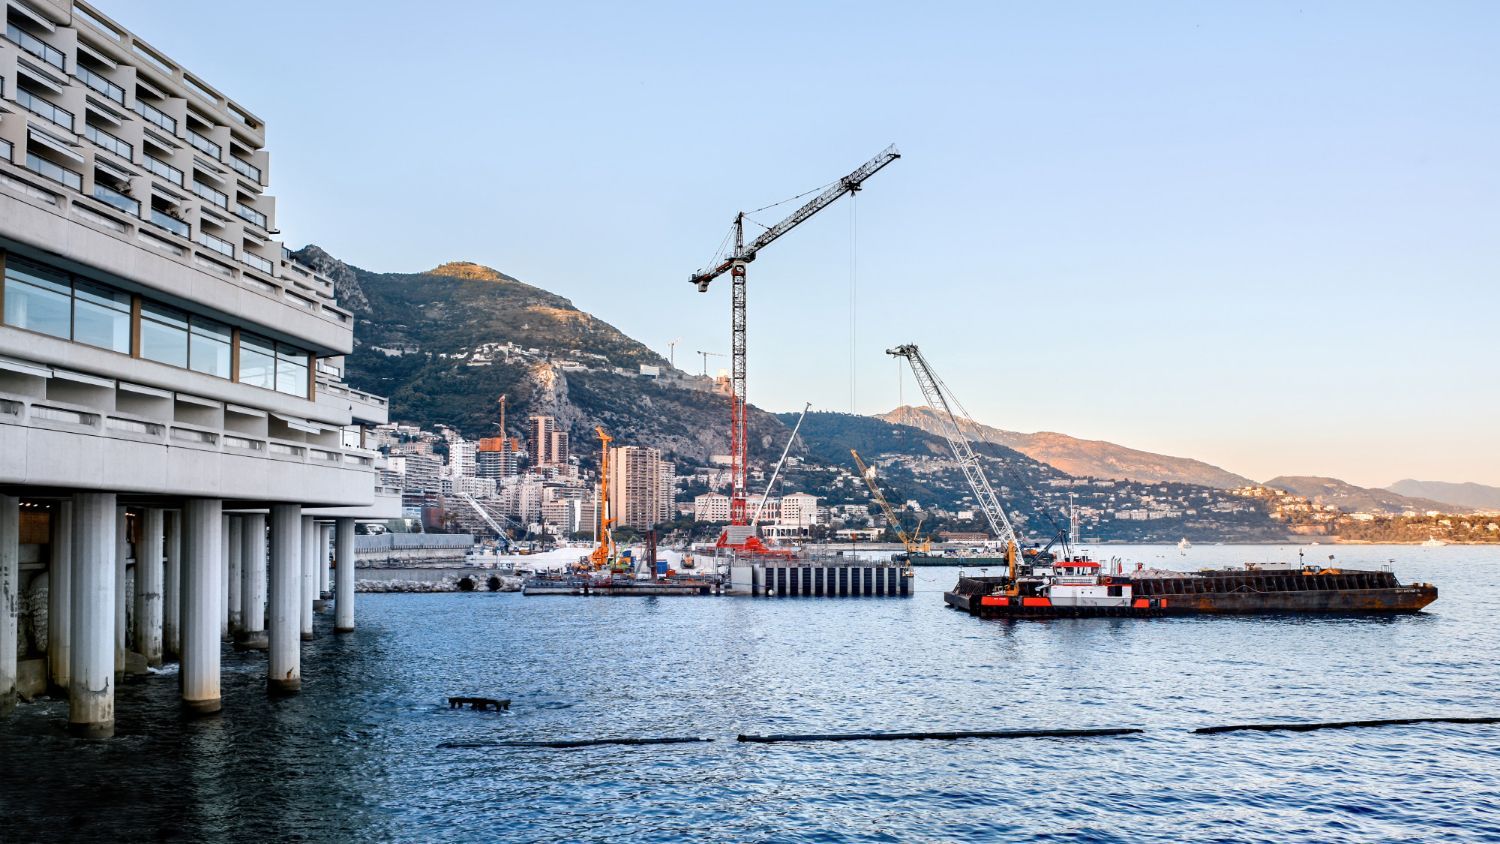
[1195,716,1500,735]
[438,736,713,749]
[737,728,1143,744]
[447,697,510,712]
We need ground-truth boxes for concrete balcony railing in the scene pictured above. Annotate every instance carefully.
[315,377,389,426]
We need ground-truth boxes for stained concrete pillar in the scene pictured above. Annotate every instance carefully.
[114,505,128,676]
[226,515,243,635]
[316,523,331,607]
[70,492,116,738]
[268,504,302,695]
[0,495,18,716]
[48,500,73,695]
[164,510,181,659]
[218,514,229,640]
[334,518,355,633]
[134,508,164,667]
[237,513,267,650]
[181,498,222,715]
[300,516,316,641]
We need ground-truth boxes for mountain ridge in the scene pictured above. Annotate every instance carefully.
[1264,475,1465,515]
[1386,479,1500,512]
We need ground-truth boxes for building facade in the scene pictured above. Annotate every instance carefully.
[608,445,670,530]
[0,0,395,735]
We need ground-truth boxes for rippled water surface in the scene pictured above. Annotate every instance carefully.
[3,544,1499,842]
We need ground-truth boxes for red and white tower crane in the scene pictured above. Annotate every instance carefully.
[689,145,900,546]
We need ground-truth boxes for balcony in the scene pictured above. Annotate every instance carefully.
[149,208,189,238]
[229,156,262,183]
[16,88,74,131]
[6,23,65,71]
[25,152,81,191]
[75,65,125,105]
[242,251,274,274]
[196,230,235,258]
[191,179,228,209]
[133,99,177,134]
[91,183,140,216]
[85,123,132,160]
[235,203,267,229]
[144,155,184,186]
[187,129,221,160]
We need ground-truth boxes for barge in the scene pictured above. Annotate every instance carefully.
[945,556,1438,618]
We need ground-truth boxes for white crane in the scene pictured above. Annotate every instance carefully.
[887,344,1023,578]
[458,492,515,550]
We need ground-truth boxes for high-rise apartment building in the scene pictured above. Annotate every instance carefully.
[0,0,395,729]
[526,414,568,471]
[608,445,671,531]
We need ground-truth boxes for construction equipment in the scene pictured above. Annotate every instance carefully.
[497,394,507,437]
[589,426,615,570]
[887,343,1023,590]
[690,145,900,544]
[457,492,514,551]
[850,449,928,556]
[695,350,725,378]
[751,402,811,529]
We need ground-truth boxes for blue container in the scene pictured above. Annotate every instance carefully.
[656,561,669,575]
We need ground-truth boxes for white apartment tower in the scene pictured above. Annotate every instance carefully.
[0,1,396,736]
[608,445,671,531]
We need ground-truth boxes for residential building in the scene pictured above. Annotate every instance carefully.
[694,492,729,522]
[527,414,568,470]
[608,445,671,530]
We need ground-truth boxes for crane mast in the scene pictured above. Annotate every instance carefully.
[851,449,927,556]
[887,344,1023,575]
[690,145,900,540]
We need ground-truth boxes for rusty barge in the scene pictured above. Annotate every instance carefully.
[944,556,1439,619]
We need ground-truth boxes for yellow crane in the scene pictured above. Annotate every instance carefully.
[590,426,616,570]
[851,449,929,556]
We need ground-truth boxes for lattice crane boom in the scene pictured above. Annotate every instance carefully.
[689,145,900,535]
[886,344,1021,556]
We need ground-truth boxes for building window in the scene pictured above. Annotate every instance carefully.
[71,281,131,353]
[189,317,231,378]
[3,259,71,340]
[238,334,276,389]
[275,344,308,397]
[140,301,189,367]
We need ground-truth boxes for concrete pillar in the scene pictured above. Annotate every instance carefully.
[226,516,243,635]
[70,492,116,738]
[300,516,316,641]
[114,505,128,676]
[0,495,18,715]
[316,523,331,607]
[134,508,164,667]
[334,518,355,633]
[268,504,302,695]
[218,514,229,640]
[180,498,222,715]
[48,500,72,695]
[237,513,267,650]
[164,510,181,659]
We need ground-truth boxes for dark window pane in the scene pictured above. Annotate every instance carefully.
[5,258,70,295]
[3,275,71,339]
[73,280,130,312]
[239,334,275,388]
[189,315,230,341]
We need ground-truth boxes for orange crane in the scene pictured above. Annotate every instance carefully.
[689,145,900,547]
[589,426,615,570]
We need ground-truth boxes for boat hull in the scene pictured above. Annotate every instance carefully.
[947,585,1438,618]
[907,554,1009,567]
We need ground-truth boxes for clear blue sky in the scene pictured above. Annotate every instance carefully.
[107,1,1499,488]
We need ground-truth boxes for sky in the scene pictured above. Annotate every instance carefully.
[105,1,1500,488]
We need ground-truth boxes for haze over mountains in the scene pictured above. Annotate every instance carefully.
[1387,480,1500,512]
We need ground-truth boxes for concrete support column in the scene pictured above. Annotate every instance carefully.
[70,493,116,738]
[134,509,164,667]
[218,514,229,640]
[0,495,18,715]
[114,505,128,676]
[316,524,332,606]
[300,516,316,641]
[48,501,73,695]
[268,504,302,695]
[237,513,267,650]
[180,498,223,715]
[226,516,243,635]
[164,510,181,659]
[334,518,355,633]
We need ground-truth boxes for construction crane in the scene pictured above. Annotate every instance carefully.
[496,394,507,437]
[695,350,725,377]
[850,449,928,556]
[457,492,514,551]
[887,343,1024,587]
[589,426,615,570]
[690,144,900,544]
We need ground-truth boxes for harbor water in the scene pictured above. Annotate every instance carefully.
[3,544,1499,842]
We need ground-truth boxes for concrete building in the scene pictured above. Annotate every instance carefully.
[609,445,671,531]
[778,492,820,528]
[475,446,520,479]
[694,492,729,523]
[0,0,396,735]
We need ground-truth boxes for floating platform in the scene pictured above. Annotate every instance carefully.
[759,562,911,598]
[521,575,721,596]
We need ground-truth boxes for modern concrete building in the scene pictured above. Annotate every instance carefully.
[0,0,397,735]
[608,445,671,531]
[526,414,567,471]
